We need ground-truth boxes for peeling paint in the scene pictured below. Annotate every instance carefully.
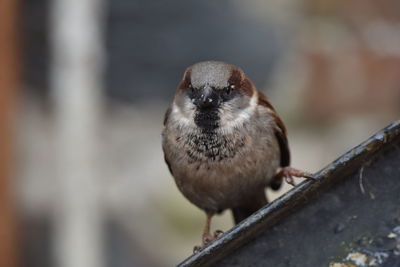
[330,250,389,267]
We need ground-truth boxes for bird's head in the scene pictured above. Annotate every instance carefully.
[174,61,257,131]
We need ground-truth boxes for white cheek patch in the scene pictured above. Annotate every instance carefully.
[171,99,197,128]
[219,92,258,132]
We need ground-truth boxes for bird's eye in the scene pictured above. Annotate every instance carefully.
[187,84,196,100]
[222,85,234,99]
[188,84,195,93]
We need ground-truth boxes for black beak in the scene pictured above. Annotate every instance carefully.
[193,88,220,109]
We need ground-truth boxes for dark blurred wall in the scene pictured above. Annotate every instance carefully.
[21,0,49,99]
[105,1,286,102]
[22,0,288,103]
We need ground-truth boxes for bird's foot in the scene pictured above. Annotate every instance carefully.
[193,230,224,253]
[202,229,224,246]
[193,246,202,254]
[278,167,315,186]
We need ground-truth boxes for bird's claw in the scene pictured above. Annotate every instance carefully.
[193,245,202,254]
[284,176,295,186]
[203,235,213,245]
[279,167,315,186]
[193,229,224,254]
[202,229,224,245]
[213,229,224,238]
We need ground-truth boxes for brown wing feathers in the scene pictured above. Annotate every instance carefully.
[257,92,290,191]
[257,92,290,167]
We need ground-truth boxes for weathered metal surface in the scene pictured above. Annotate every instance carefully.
[178,120,400,267]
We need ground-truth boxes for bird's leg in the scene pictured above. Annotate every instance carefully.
[202,213,213,244]
[193,213,224,253]
[276,167,315,186]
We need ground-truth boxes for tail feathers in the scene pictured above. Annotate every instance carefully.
[231,191,268,224]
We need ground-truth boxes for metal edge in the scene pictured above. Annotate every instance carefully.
[178,120,400,267]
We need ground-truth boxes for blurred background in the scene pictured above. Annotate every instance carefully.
[1,0,400,266]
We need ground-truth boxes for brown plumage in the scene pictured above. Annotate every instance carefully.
[162,61,313,251]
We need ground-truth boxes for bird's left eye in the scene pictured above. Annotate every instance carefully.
[222,85,234,99]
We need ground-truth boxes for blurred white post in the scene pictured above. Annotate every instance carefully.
[50,0,105,267]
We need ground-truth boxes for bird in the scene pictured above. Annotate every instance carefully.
[162,61,313,251]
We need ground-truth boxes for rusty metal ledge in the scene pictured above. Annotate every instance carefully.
[178,120,400,267]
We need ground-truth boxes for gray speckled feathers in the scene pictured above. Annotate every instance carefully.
[190,61,234,89]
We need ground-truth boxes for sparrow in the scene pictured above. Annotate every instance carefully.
[162,61,313,251]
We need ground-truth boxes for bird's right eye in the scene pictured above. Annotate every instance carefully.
[187,84,196,99]
[188,84,195,93]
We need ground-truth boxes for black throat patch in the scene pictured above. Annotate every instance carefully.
[194,108,220,131]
